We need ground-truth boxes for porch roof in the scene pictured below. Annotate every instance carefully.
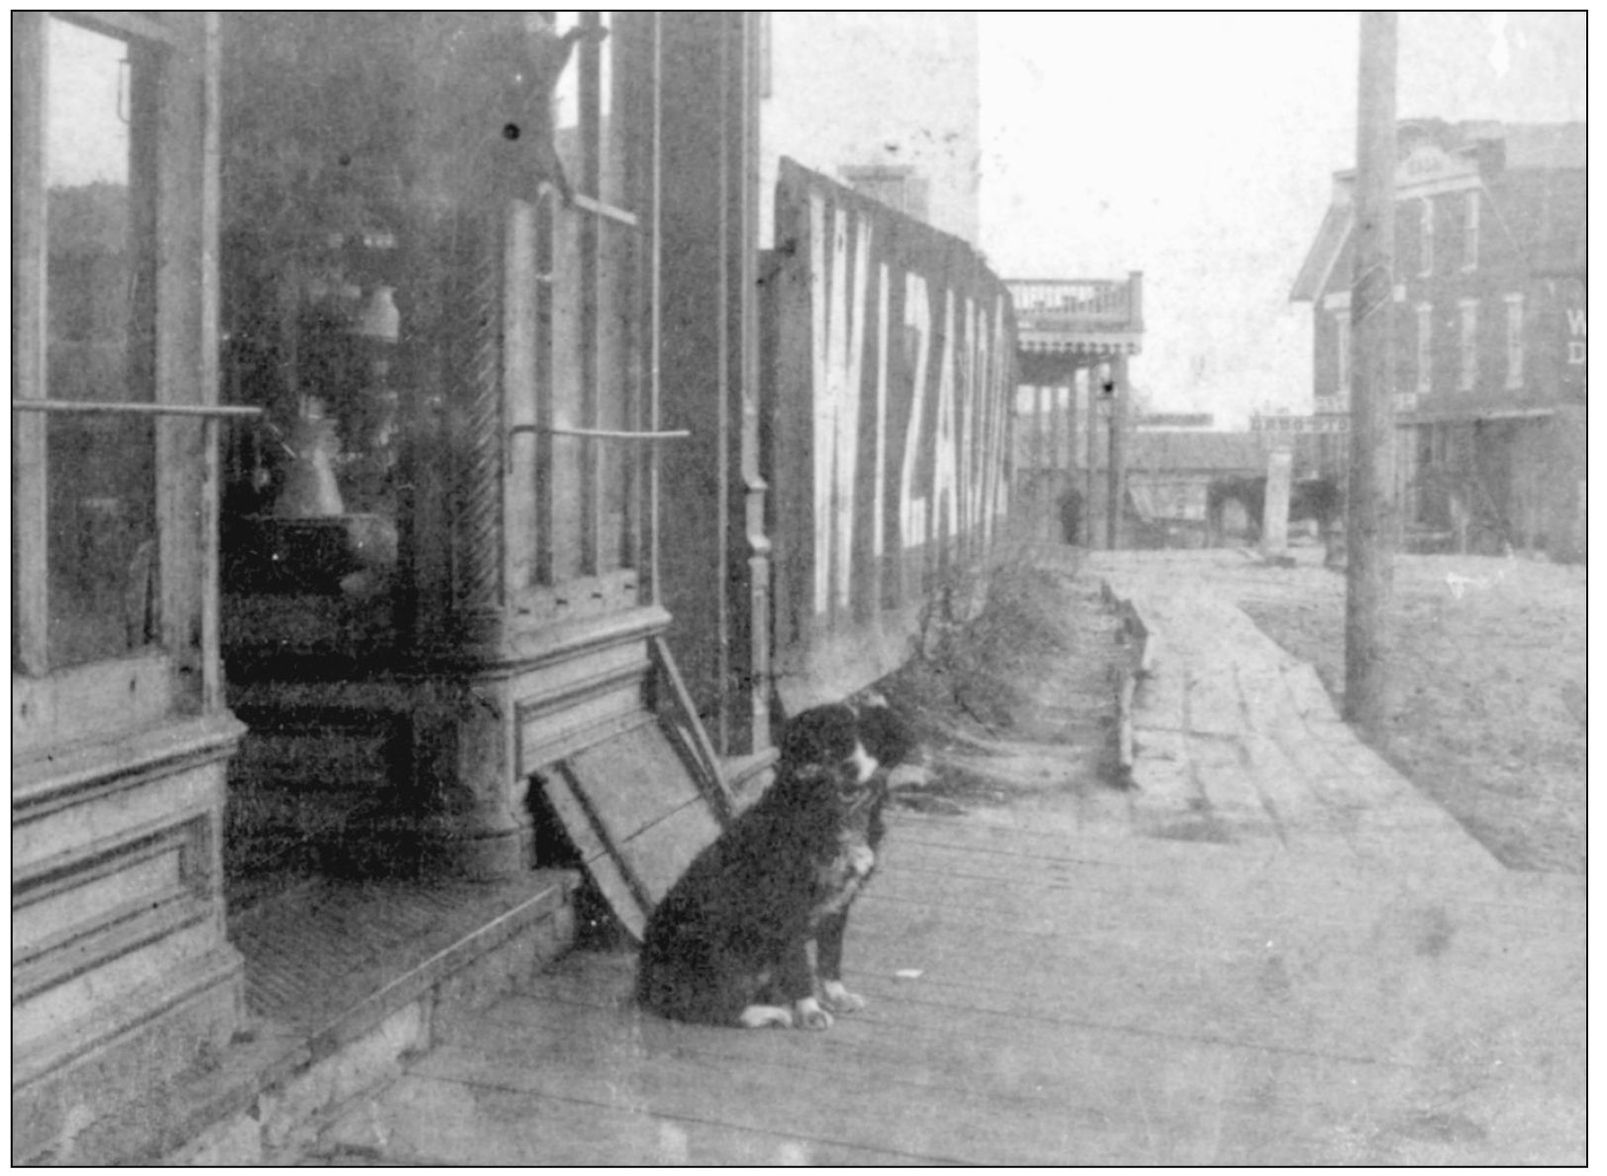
[1008,274,1144,359]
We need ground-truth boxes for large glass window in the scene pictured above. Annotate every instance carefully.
[40,17,159,668]
[529,11,645,589]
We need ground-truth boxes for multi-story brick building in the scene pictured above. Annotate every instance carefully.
[1291,119,1585,557]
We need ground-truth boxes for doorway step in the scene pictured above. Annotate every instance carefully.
[40,870,577,1165]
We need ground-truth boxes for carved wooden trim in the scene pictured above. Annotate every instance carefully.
[452,211,507,621]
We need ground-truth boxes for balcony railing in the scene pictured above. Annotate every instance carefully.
[1007,273,1144,334]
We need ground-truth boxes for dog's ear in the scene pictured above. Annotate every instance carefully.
[853,701,917,768]
[777,704,859,767]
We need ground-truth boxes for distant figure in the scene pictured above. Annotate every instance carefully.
[1057,488,1083,546]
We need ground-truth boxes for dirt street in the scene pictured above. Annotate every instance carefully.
[882,545,1584,875]
[1210,546,1585,874]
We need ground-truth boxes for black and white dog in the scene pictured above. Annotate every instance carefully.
[635,697,916,1029]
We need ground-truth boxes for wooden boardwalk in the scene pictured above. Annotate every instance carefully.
[317,807,1583,1165]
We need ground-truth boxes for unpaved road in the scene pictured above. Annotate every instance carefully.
[883,545,1584,875]
[1166,546,1585,874]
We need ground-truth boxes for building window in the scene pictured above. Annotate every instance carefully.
[1505,293,1525,390]
[1418,198,1435,277]
[1458,299,1479,392]
[1463,191,1480,272]
[1415,303,1433,395]
[840,164,929,223]
[1333,308,1350,398]
[18,16,161,671]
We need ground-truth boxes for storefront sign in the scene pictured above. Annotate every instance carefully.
[1566,306,1585,366]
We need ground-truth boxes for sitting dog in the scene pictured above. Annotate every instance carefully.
[635,697,916,1029]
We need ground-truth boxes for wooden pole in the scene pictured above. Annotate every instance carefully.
[1106,354,1128,550]
[1067,367,1079,543]
[1344,11,1398,734]
[1034,385,1047,468]
[1084,363,1102,547]
[1048,382,1062,483]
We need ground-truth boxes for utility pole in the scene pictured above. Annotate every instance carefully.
[1345,11,1398,734]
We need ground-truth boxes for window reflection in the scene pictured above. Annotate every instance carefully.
[44,17,158,667]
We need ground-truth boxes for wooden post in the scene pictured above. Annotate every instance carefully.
[1047,383,1060,539]
[12,13,49,675]
[729,14,768,754]
[1048,382,1062,486]
[1032,385,1047,536]
[1106,353,1128,550]
[1084,363,1102,547]
[1036,384,1049,466]
[1261,446,1292,558]
[658,13,762,753]
[1063,370,1078,542]
[1344,11,1397,734]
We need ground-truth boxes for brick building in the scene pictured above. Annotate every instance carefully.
[1291,119,1585,557]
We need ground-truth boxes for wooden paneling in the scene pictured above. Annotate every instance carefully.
[655,14,764,754]
[11,13,50,675]
[11,13,243,1138]
[503,202,541,592]
[11,650,174,759]
[539,714,723,942]
[765,160,1017,710]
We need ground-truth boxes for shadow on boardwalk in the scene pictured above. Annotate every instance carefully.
[314,552,1584,1166]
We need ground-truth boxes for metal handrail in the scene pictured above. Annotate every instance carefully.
[12,399,263,418]
[507,423,689,441]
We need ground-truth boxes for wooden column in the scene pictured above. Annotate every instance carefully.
[1106,352,1128,550]
[451,209,508,647]
[1262,446,1293,557]
[1033,385,1047,468]
[1048,383,1063,477]
[658,12,763,754]
[1063,369,1079,543]
[1084,361,1103,548]
[1047,383,1064,542]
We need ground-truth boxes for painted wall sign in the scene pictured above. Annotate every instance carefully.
[765,158,1016,708]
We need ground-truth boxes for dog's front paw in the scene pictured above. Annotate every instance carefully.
[792,996,834,1030]
[738,1004,794,1029]
[820,979,867,1014]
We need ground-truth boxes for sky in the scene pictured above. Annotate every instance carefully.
[978,12,1588,429]
[41,11,1586,432]
[44,17,130,187]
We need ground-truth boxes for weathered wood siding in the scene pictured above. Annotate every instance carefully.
[765,159,1015,709]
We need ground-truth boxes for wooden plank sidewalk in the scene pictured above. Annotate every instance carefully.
[316,809,1584,1165]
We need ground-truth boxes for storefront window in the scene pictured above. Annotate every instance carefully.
[529,11,643,588]
[42,17,158,667]
[214,13,652,648]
